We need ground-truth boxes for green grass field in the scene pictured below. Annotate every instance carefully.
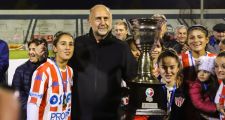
[10,50,54,59]
[10,50,28,59]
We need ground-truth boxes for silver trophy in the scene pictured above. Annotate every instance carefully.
[127,18,167,116]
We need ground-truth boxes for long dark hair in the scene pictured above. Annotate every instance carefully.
[200,74,219,100]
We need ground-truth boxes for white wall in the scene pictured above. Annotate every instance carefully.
[8,59,28,85]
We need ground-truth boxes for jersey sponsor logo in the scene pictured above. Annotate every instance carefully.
[66,93,71,103]
[50,108,71,120]
[50,95,59,105]
[29,92,43,98]
[49,93,72,106]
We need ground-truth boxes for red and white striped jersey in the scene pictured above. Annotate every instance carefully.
[215,81,223,104]
[215,81,225,120]
[180,50,216,68]
[28,59,73,120]
[179,50,216,81]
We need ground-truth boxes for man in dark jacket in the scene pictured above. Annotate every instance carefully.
[0,40,9,84]
[68,4,137,120]
[207,23,225,54]
[12,38,48,120]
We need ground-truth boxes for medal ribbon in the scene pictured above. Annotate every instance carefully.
[161,79,176,112]
[54,60,68,106]
[168,85,176,112]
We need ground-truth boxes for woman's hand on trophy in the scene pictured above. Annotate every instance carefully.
[152,68,160,78]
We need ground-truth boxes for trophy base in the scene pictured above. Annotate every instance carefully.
[136,109,166,115]
[128,82,167,116]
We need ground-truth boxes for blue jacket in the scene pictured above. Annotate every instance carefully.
[12,60,40,120]
[0,40,9,84]
[206,36,220,54]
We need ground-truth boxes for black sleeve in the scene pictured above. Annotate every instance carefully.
[12,67,23,91]
[122,42,138,82]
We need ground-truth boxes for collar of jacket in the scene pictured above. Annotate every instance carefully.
[88,28,117,45]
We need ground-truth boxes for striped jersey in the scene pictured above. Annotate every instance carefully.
[215,81,225,120]
[180,50,216,68]
[28,58,73,120]
[179,50,216,81]
[215,80,223,104]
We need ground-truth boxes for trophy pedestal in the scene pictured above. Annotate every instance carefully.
[128,81,167,116]
[127,18,167,118]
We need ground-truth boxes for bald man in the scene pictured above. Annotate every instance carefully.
[68,4,137,120]
[88,4,112,42]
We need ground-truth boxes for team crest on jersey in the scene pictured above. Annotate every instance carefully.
[175,97,185,107]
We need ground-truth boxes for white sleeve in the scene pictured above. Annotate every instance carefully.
[27,103,38,120]
[215,82,224,104]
